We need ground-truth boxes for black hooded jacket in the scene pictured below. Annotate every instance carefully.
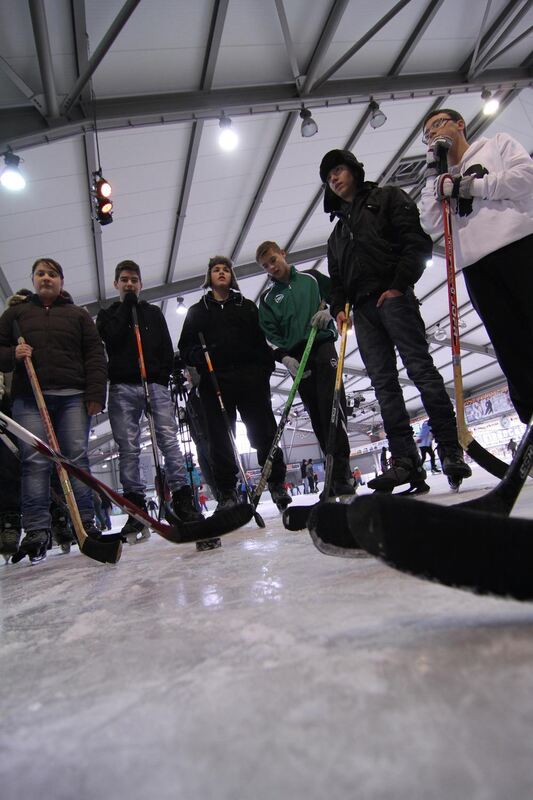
[97,299,174,386]
[178,290,274,375]
[322,150,433,316]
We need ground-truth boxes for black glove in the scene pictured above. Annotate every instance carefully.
[122,291,138,308]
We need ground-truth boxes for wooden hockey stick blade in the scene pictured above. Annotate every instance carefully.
[0,411,253,545]
[346,494,533,600]
[459,427,508,480]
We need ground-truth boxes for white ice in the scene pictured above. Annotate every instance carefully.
[1,466,533,800]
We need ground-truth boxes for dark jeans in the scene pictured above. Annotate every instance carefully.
[419,445,438,470]
[463,234,533,424]
[354,290,458,457]
[296,340,351,480]
[199,365,286,493]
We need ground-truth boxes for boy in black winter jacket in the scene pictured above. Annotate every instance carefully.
[97,260,202,540]
[178,256,291,513]
[320,149,471,492]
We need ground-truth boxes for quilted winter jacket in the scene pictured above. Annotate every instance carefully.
[0,292,107,406]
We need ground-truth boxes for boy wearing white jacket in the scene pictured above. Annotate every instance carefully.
[419,109,533,424]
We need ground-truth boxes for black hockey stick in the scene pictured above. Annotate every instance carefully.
[0,411,253,545]
[283,303,351,531]
[309,417,533,599]
[199,333,265,528]
[437,140,507,480]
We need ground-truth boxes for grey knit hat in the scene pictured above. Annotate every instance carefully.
[202,255,240,290]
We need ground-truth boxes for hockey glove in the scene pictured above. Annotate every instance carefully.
[433,173,477,201]
[282,356,310,380]
[310,308,333,330]
[425,136,452,178]
[122,290,139,307]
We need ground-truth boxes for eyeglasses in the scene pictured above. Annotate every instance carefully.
[327,164,347,185]
[422,117,454,144]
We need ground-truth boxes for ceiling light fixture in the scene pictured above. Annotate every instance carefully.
[369,99,387,129]
[300,107,318,137]
[426,258,433,268]
[176,296,187,315]
[218,114,239,151]
[0,149,26,191]
[481,88,499,116]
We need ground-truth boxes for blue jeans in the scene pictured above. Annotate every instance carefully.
[12,394,94,531]
[354,290,458,457]
[108,383,186,494]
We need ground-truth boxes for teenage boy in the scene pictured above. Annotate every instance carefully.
[257,242,354,496]
[419,108,533,425]
[319,149,470,492]
[97,260,202,541]
[178,256,291,512]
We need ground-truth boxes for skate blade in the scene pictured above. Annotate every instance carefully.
[196,538,222,552]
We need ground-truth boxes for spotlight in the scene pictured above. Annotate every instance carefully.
[300,107,318,138]
[218,114,238,151]
[369,100,387,130]
[90,429,97,440]
[176,296,187,315]
[0,149,26,191]
[481,89,499,116]
[426,258,433,268]
[92,170,113,225]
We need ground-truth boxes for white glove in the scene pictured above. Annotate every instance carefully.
[433,173,477,200]
[310,308,333,330]
[425,136,453,178]
[282,356,310,380]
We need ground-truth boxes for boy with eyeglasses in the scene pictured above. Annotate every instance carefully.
[419,108,533,425]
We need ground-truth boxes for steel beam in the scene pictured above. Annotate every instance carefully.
[28,0,60,118]
[274,0,302,84]
[301,0,350,93]
[2,66,532,152]
[387,0,445,76]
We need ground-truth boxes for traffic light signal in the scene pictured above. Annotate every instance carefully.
[92,171,113,225]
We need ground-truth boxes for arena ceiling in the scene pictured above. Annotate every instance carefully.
[0,0,532,461]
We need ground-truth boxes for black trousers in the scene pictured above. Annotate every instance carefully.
[296,340,351,480]
[463,233,533,425]
[354,290,458,457]
[419,445,437,470]
[199,365,286,493]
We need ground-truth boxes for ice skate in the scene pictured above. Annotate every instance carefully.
[0,513,22,563]
[367,456,429,495]
[438,446,472,489]
[11,529,50,565]
[196,537,222,552]
[51,505,76,553]
[172,485,204,524]
[268,482,292,512]
[121,491,151,543]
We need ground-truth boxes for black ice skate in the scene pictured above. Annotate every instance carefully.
[51,504,76,553]
[367,456,429,495]
[172,485,204,524]
[121,492,151,544]
[196,537,222,552]
[0,513,22,563]
[12,529,50,565]
[438,446,472,492]
[268,482,292,512]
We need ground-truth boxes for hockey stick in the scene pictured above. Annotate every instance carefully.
[199,333,266,528]
[309,416,533,599]
[130,301,177,524]
[438,146,507,480]
[251,322,319,506]
[0,410,253,544]
[12,325,122,565]
[283,305,350,531]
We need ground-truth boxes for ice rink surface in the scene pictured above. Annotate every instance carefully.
[2,466,533,800]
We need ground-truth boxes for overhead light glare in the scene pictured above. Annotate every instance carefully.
[426,258,433,268]
[218,114,238,151]
[176,296,187,315]
[95,177,112,198]
[369,99,387,130]
[0,150,26,191]
[300,107,318,137]
[434,324,447,342]
[481,89,499,116]
[92,170,113,225]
